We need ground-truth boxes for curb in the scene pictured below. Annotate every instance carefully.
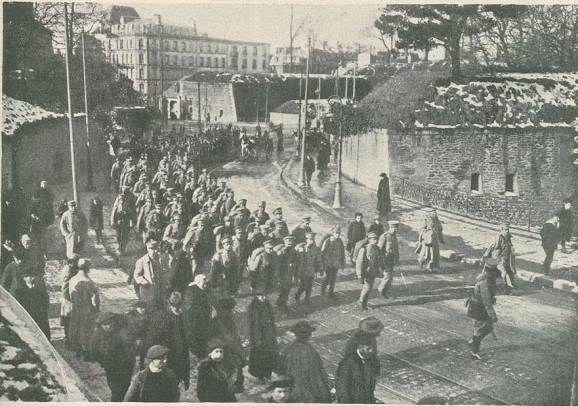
[278,157,578,295]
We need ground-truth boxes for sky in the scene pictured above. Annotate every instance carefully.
[124,2,384,50]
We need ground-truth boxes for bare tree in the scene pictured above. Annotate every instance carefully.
[289,5,309,73]
[34,2,105,52]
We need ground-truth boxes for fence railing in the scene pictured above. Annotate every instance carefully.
[392,176,537,230]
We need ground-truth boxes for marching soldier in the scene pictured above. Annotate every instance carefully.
[209,236,241,296]
[163,214,186,246]
[268,208,289,238]
[320,225,346,298]
[59,200,88,259]
[274,236,298,310]
[252,201,270,226]
[482,223,517,294]
[377,221,400,299]
[144,202,166,244]
[356,232,383,310]
[292,216,313,245]
[110,187,136,255]
[183,217,215,275]
[294,232,323,305]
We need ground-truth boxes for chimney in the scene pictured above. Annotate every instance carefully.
[153,14,162,25]
[192,19,197,34]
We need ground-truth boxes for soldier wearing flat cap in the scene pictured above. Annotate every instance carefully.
[249,239,278,294]
[89,312,134,401]
[124,345,180,402]
[292,216,313,245]
[144,202,166,244]
[274,235,298,309]
[278,321,331,403]
[59,200,88,259]
[320,225,346,298]
[294,232,323,304]
[183,215,216,275]
[268,208,289,238]
[356,232,384,310]
[336,317,383,404]
[377,221,400,299]
[144,291,190,389]
[209,235,241,296]
[110,187,136,255]
[133,240,168,305]
[252,200,271,226]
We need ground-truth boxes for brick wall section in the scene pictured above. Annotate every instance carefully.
[342,127,578,230]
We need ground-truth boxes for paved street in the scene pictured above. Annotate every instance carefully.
[40,145,577,404]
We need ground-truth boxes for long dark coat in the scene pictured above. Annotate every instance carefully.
[89,326,135,401]
[196,358,237,402]
[12,277,51,340]
[183,284,212,359]
[167,251,193,292]
[123,367,180,402]
[335,351,379,404]
[377,176,391,215]
[541,222,560,252]
[144,306,190,388]
[248,297,278,379]
[347,221,366,252]
[89,198,104,231]
[556,207,574,241]
[279,339,331,403]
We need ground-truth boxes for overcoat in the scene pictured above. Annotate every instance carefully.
[248,297,278,379]
[377,176,391,215]
[335,351,378,404]
[279,339,331,403]
[183,284,212,359]
[68,274,100,353]
[196,358,238,402]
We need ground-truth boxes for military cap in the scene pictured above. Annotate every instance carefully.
[259,201,267,207]
[267,375,294,390]
[146,345,169,360]
[67,200,77,207]
[239,198,248,204]
[367,232,379,240]
[259,224,270,231]
[273,207,283,215]
[302,216,312,222]
[289,320,316,337]
[305,232,316,238]
[213,225,225,235]
[263,240,275,248]
[77,258,91,270]
[96,312,116,325]
[283,235,296,244]
[359,317,384,336]
[388,220,400,226]
[234,226,244,233]
[202,168,208,172]
[221,236,232,245]
[172,214,182,220]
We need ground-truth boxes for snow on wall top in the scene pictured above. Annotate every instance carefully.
[413,72,578,130]
[2,96,86,137]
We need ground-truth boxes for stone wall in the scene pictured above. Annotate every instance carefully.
[10,117,109,196]
[341,127,578,230]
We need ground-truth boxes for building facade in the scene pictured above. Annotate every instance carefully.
[95,9,270,104]
[270,47,357,75]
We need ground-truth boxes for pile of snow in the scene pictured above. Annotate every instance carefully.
[2,95,60,137]
[412,73,578,129]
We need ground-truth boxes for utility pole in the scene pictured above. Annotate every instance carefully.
[352,62,357,101]
[265,83,270,124]
[296,69,303,158]
[333,101,343,209]
[159,19,165,122]
[345,74,349,100]
[197,81,202,131]
[81,30,94,191]
[63,3,78,203]
[317,77,322,124]
[299,36,311,187]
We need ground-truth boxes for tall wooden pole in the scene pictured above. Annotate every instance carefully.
[159,19,165,121]
[81,30,94,191]
[299,36,311,187]
[296,69,303,157]
[265,83,270,124]
[197,81,202,131]
[63,3,78,203]
[352,62,357,101]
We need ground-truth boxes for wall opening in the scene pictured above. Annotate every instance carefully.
[505,173,517,194]
[470,173,481,193]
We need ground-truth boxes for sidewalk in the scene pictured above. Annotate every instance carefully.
[281,155,578,294]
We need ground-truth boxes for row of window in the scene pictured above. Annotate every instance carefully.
[108,38,264,55]
[470,173,518,194]
[111,52,268,70]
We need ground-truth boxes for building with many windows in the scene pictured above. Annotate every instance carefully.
[94,7,270,104]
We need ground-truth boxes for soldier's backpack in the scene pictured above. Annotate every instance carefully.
[353,238,369,263]
[247,247,266,272]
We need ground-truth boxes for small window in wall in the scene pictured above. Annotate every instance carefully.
[470,173,481,193]
[505,173,517,194]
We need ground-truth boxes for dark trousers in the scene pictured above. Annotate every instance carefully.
[116,226,130,254]
[321,267,338,295]
[305,171,313,186]
[471,319,494,354]
[106,368,133,402]
[295,275,314,301]
[94,227,103,244]
[543,246,556,274]
[276,284,291,307]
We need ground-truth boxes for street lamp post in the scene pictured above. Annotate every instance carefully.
[329,95,344,209]
[81,30,94,191]
[63,3,78,203]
